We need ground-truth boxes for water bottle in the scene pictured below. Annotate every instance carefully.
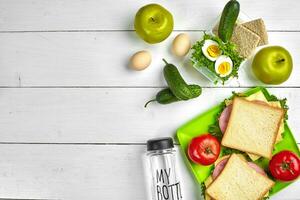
[145,137,183,200]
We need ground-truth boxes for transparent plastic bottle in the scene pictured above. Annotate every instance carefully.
[145,137,183,200]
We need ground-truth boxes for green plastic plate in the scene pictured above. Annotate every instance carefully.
[177,87,300,196]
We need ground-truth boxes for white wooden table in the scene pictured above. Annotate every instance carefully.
[0,0,299,199]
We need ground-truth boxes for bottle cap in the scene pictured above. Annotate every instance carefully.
[147,137,174,151]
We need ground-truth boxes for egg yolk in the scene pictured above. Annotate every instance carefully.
[207,45,221,58]
[218,62,231,75]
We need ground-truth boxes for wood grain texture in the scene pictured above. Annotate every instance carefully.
[0,0,299,31]
[0,88,298,143]
[0,0,299,199]
[0,144,297,200]
[0,31,299,87]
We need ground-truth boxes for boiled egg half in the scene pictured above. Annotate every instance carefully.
[201,39,222,61]
[215,55,233,77]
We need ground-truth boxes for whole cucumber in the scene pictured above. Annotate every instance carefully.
[144,85,202,107]
[163,59,193,100]
[218,0,240,42]
[144,88,178,107]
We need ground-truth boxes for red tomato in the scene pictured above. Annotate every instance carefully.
[188,134,220,166]
[269,150,300,182]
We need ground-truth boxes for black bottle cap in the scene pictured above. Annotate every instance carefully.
[147,137,174,151]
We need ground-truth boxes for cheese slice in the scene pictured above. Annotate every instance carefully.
[244,91,268,102]
[248,153,261,161]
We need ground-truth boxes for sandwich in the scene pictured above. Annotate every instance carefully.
[221,97,285,159]
[206,154,274,200]
[211,90,286,161]
[190,89,289,200]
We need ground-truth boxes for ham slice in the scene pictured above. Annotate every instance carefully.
[212,158,228,179]
[247,162,267,176]
[218,104,233,134]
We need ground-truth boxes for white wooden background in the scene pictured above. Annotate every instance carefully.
[0,0,299,199]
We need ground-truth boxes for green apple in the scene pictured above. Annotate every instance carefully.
[252,46,293,84]
[134,4,174,44]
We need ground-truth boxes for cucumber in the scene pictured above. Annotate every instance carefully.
[163,59,193,100]
[189,84,202,97]
[144,85,202,107]
[218,0,240,42]
[144,88,179,107]
[144,59,202,107]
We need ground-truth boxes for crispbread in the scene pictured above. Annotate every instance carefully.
[212,24,260,58]
[206,154,274,200]
[230,25,260,58]
[242,18,268,46]
[221,97,284,159]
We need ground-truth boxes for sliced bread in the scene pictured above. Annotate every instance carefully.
[221,97,284,159]
[206,154,274,200]
[242,18,268,46]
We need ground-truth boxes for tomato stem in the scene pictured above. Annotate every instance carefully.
[281,161,295,175]
[205,147,216,156]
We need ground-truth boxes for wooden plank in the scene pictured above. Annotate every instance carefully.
[0,0,299,31]
[0,144,297,199]
[0,31,298,87]
[0,144,194,200]
[0,88,298,143]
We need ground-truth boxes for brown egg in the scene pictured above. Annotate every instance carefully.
[130,50,152,71]
[172,33,191,57]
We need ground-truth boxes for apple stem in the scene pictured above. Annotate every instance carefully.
[150,17,155,22]
[276,58,285,63]
[162,59,169,65]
